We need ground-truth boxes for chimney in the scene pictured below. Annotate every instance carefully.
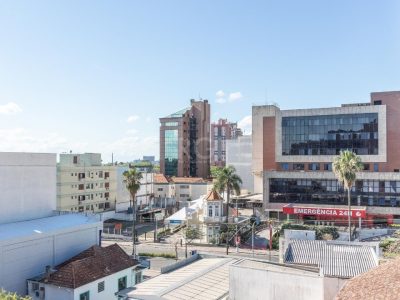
[44,265,52,281]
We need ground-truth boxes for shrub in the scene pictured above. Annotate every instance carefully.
[138,252,176,259]
[0,289,31,300]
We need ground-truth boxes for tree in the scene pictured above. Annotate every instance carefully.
[214,166,242,254]
[123,168,143,257]
[0,289,31,300]
[183,226,203,258]
[332,150,363,242]
[210,166,223,178]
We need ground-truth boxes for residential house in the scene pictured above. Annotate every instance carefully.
[27,244,143,300]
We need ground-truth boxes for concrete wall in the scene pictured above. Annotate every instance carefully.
[226,135,253,193]
[0,218,102,295]
[0,152,56,224]
[229,263,325,300]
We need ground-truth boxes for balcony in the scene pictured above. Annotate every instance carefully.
[203,216,227,224]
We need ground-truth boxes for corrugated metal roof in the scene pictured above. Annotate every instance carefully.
[284,240,378,278]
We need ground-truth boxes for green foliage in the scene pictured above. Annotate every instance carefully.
[380,238,396,251]
[184,227,203,243]
[123,168,143,201]
[0,290,31,300]
[138,252,176,259]
[210,166,223,178]
[213,166,242,196]
[333,150,363,190]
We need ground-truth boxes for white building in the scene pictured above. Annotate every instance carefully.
[226,135,253,193]
[0,152,103,296]
[27,244,143,300]
[0,214,102,295]
[57,153,117,213]
[0,152,56,224]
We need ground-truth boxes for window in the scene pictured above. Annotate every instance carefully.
[98,171,103,178]
[78,173,85,179]
[164,129,179,176]
[293,164,304,171]
[308,163,320,171]
[80,291,89,300]
[98,281,105,293]
[363,163,370,171]
[73,156,78,164]
[165,121,179,126]
[215,205,219,217]
[374,100,382,105]
[104,172,109,179]
[374,163,379,172]
[118,276,127,291]
[135,271,142,285]
[324,163,332,171]
[208,205,213,217]
[158,188,163,191]
[281,163,289,171]
[180,185,189,189]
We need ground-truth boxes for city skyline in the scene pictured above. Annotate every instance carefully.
[0,1,399,162]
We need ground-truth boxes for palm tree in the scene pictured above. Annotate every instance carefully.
[214,166,242,254]
[123,168,143,257]
[332,150,363,242]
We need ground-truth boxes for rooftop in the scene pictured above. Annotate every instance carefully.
[35,244,137,289]
[336,257,400,300]
[0,214,101,242]
[284,240,378,278]
[163,107,190,119]
[170,177,208,184]
[205,190,223,201]
[125,256,236,300]
[154,173,169,184]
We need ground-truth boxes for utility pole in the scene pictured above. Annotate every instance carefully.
[252,223,255,257]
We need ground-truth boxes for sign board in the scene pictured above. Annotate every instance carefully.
[155,213,163,221]
[169,220,182,224]
[283,206,366,218]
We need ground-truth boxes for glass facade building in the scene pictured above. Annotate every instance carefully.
[282,113,379,156]
[270,178,400,207]
[164,129,178,176]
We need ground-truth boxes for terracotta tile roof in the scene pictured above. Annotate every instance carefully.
[42,244,137,289]
[170,177,207,184]
[205,190,223,201]
[154,173,169,184]
[336,258,400,300]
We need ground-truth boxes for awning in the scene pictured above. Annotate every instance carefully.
[283,204,367,218]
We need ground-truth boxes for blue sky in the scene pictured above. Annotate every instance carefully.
[0,1,399,162]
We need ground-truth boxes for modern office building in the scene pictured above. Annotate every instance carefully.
[160,99,210,178]
[252,91,400,226]
[57,153,117,213]
[211,118,242,167]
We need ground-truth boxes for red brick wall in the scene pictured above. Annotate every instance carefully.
[371,92,400,172]
[263,116,277,171]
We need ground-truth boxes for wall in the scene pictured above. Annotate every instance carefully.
[0,152,56,224]
[226,135,253,193]
[73,268,136,300]
[229,263,325,300]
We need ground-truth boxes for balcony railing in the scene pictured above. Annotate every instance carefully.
[203,216,227,223]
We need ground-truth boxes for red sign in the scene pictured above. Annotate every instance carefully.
[283,206,366,218]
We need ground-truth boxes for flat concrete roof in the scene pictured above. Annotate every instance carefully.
[127,257,236,300]
[0,214,101,242]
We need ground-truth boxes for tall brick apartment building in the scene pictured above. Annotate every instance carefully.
[252,91,400,226]
[160,99,210,179]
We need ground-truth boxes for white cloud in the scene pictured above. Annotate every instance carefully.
[216,90,225,98]
[215,90,243,104]
[228,92,243,102]
[127,115,140,123]
[216,98,227,104]
[145,117,152,122]
[0,128,88,153]
[103,136,158,161]
[126,129,138,135]
[0,102,22,114]
[238,115,252,134]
